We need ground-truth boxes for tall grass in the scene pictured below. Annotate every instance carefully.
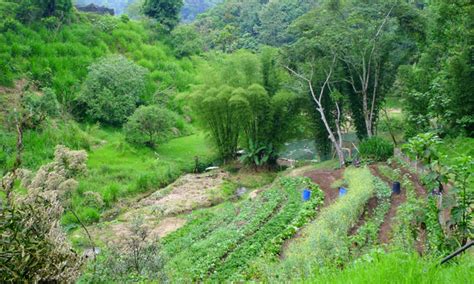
[308,250,474,284]
[0,120,96,175]
[0,15,198,104]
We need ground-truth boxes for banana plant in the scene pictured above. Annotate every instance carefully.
[239,140,275,167]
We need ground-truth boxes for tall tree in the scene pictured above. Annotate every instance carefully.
[16,0,73,23]
[289,0,423,141]
[143,0,184,30]
[285,55,346,167]
[396,0,473,137]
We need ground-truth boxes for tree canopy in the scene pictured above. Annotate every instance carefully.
[143,0,184,30]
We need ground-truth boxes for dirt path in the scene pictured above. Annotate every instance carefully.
[392,165,428,254]
[278,168,344,259]
[370,165,407,244]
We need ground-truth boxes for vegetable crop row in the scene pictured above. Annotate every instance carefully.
[162,177,323,282]
[271,167,375,281]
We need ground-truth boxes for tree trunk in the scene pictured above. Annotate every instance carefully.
[310,82,345,166]
[318,107,345,167]
[285,59,346,167]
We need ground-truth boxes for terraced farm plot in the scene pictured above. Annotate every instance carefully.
[161,177,324,282]
[266,167,376,280]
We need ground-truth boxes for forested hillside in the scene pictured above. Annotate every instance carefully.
[194,0,320,49]
[73,0,221,20]
[0,0,472,282]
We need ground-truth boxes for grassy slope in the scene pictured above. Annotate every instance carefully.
[0,12,197,97]
[438,136,474,165]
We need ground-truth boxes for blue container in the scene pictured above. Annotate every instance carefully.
[392,182,401,195]
[302,189,312,201]
[339,187,347,197]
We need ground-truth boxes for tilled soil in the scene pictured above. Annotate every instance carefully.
[369,165,407,244]
[84,170,229,247]
[303,168,344,207]
[348,196,379,236]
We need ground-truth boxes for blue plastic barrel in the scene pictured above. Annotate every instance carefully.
[339,187,347,197]
[392,182,401,195]
[302,189,312,201]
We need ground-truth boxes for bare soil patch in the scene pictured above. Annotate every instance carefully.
[151,217,187,238]
[303,168,344,207]
[396,166,427,198]
[137,170,229,216]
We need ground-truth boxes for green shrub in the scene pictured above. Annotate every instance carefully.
[358,137,394,162]
[171,24,204,57]
[79,218,167,283]
[124,105,177,148]
[79,55,148,125]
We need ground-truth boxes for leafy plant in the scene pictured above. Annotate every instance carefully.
[239,141,274,167]
[447,155,474,244]
[358,137,394,162]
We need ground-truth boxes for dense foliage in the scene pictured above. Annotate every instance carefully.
[78,55,148,125]
[395,0,474,137]
[190,50,301,164]
[193,0,318,50]
[143,0,183,30]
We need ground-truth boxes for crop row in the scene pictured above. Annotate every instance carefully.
[349,176,391,256]
[377,165,424,250]
[162,177,323,282]
[272,167,375,281]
